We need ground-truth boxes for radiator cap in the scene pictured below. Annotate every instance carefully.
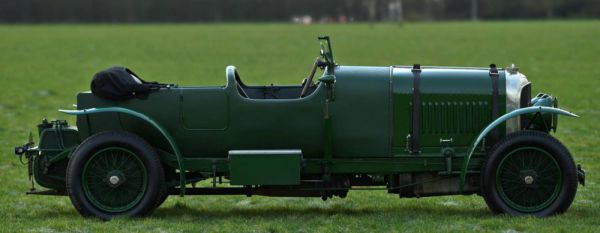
[507,64,519,74]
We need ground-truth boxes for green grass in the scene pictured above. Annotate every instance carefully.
[1,21,599,232]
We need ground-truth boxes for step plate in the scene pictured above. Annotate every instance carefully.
[228,149,302,185]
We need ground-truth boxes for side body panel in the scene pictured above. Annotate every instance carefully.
[330,66,393,157]
[77,83,326,159]
[225,89,325,158]
[181,88,228,130]
[74,66,501,179]
[392,67,506,154]
[77,90,180,155]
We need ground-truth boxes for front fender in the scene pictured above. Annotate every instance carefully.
[60,107,187,196]
[459,106,578,190]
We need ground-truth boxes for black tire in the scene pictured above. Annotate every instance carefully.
[66,131,165,220]
[481,130,578,216]
[155,166,178,208]
[155,188,169,208]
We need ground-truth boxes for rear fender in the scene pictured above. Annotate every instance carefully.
[459,106,578,190]
[60,107,187,196]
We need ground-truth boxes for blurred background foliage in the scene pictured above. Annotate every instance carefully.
[1,0,599,23]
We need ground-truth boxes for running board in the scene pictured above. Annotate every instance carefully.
[167,187,321,197]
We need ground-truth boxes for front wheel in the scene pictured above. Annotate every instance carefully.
[66,131,165,220]
[481,130,578,216]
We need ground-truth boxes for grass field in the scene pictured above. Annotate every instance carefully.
[1,21,599,232]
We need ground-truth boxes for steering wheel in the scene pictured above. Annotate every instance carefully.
[300,57,322,98]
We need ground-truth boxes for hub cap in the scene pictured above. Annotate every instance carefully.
[109,176,120,185]
[82,147,147,213]
[496,147,562,213]
[524,176,534,185]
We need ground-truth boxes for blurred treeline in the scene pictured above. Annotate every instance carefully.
[1,0,599,23]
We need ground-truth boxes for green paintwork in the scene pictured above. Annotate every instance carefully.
[529,93,559,132]
[39,124,80,150]
[459,106,578,189]
[61,65,512,190]
[59,107,187,195]
[34,121,80,189]
[228,150,301,185]
[331,66,392,157]
[392,66,506,150]
[60,67,572,187]
[17,38,580,207]
[52,66,579,198]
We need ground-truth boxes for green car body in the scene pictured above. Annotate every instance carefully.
[15,37,585,219]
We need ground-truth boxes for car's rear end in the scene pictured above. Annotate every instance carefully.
[14,119,80,192]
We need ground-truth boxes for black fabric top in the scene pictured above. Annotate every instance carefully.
[91,67,166,101]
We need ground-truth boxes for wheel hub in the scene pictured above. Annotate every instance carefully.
[109,176,120,185]
[519,169,538,186]
[82,147,148,213]
[105,170,126,188]
[524,175,534,185]
[495,147,562,213]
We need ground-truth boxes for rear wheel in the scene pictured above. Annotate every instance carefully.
[481,130,577,216]
[66,131,164,220]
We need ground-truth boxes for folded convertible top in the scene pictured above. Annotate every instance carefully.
[91,67,168,101]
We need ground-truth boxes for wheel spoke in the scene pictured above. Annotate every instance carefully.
[496,147,562,212]
[82,147,148,213]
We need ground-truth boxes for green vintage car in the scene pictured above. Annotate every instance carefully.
[15,37,585,219]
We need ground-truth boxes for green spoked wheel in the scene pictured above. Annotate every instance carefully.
[82,147,148,213]
[482,130,578,216]
[67,131,165,220]
[495,147,561,213]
